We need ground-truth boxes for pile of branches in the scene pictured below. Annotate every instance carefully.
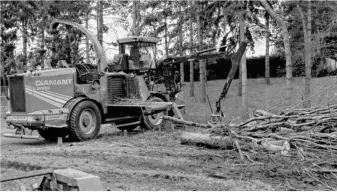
[162,104,337,189]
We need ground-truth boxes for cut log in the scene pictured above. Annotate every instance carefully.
[180,132,233,149]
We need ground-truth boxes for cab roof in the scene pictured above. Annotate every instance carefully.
[117,36,160,44]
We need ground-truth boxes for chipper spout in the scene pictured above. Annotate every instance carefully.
[51,19,107,73]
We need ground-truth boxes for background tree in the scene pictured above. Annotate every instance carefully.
[260,0,293,99]
[297,1,312,108]
[189,1,194,54]
[132,0,141,36]
[265,12,270,84]
[1,1,18,85]
[240,2,248,119]
[97,0,103,46]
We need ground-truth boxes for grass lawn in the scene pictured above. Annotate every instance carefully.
[177,76,337,123]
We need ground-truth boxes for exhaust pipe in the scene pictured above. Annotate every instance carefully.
[3,133,40,140]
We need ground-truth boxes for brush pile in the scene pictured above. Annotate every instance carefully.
[162,104,337,189]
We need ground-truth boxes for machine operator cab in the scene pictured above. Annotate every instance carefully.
[109,36,159,72]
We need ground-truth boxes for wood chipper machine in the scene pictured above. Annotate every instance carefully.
[3,19,185,141]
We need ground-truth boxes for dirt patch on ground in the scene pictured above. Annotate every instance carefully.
[1,127,276,191]
[2,126,335,190]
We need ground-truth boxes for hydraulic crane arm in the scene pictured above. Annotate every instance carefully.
[215,42,247,117]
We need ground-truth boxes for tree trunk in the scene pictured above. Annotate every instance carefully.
[197,2,202,51]
[22,19,28,67]
[304,0,312,108]
[164,17,168,56]
[265,13,270,85]
[180,132,232,149]
[0,1,4,86]
[189,0,194,54]
[260,0,292,99]
[40,28,45,68]
[132,0,141,36]
[97,0,103,47]
[238,65,242,96]
[222,7,227,38]
[85,13,90,63]
[189,59,194,97]
[283,27,292,99]
[212,6,221,47]
[199,59,206,103]
[297,2,312,108]
[71,32,79,64]
[240,10,248,119]
[237,6,244,97]
[179,4,184,83]
[238,7,245,97]
[164,1,168,57]
[179,4,183,56]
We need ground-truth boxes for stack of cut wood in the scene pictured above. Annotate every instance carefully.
[162,104,337,188]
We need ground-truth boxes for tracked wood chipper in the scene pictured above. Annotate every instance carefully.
[4,19,184,141]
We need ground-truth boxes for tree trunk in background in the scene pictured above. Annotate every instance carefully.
[212,6,221,47]
[179,4,184,83]
[197,2,202,51]
[40,28,45,67]
[238,8,245,97]
[164,1,168,57]
[0,1,4,86]
[265,13,270,85]
[222,8,227,37]
[199,59,206,103]
[164,18,168,56]
[97,0,103,47]
[132,0,140,35]
[22,19,28,67]
[298,1,312,108]
[189,0,194,54]
[85,13,90,63]
[179,4,183,56]
[238,65,242,96]
[305,0,312,108]
[282,27,292,99]
[71,31,79,64]
[189,59,194,97]
[189,0,194,95]
[240,9,248,119]
[260,0,292,99]
[197,2,204,95]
